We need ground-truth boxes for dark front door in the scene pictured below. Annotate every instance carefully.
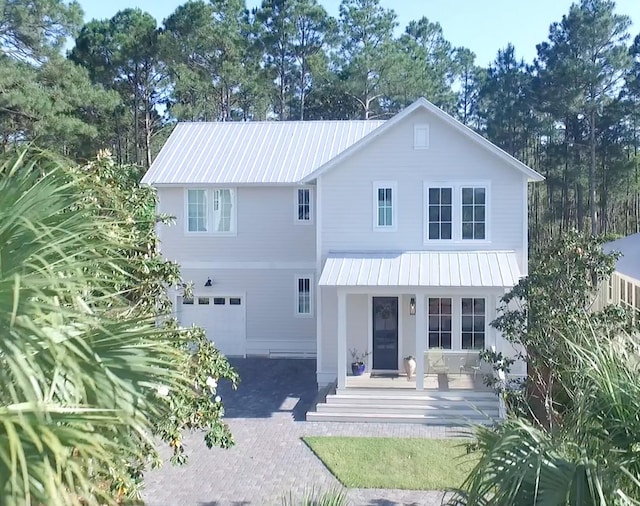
[372,297,398,370]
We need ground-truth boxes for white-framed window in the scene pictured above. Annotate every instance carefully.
[185,188,236,234]
[414,123,430,149]
[187,189,208,232]
[424,182,489,243]
[295,187,313,223]
[295,276,313,317]
[461,187,486,240]
[373,181,397,230]
[461,298,485,350]
[427,187,453,240]
[428,297,452,349]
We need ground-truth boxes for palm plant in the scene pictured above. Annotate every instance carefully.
[0,151,187,505]
[449,327,640,505]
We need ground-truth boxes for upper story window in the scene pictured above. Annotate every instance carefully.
[424,183,489,243]
[187,189,208,232]
[186,188,236,234]
[462,187,486,240]
[373,181,397,230]
[427,188,452,240]
[461,298,485,350]
[295,187,313,223]
[295,276,313,317]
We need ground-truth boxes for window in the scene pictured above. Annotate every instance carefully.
[461,187,486,240]
[296,276,312,316]
[425,183,489,242]
[607,277,613,302]
[213,189,234,233]
[198,297,210,305]
[636,285,640,311]
[620,279,626,303]
[230,297,242,305]
[187,189,207,232]
[296,188,312,223]
[182,296,194,305]
[461,298,485,350]
[213,297,226,305]
[427,187,452,240]
[373,182,396,229]
[186,188,236,234]
[428,298,452,349]
[414,124,430,149]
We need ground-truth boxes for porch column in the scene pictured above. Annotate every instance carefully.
[415,292,426,390]
[337,290,347,389]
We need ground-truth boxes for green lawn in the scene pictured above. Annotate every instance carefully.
[303,437,476,490]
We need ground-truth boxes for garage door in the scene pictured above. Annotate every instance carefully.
[178,295,246,356]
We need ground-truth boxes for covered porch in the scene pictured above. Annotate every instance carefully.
[318,251,523,392]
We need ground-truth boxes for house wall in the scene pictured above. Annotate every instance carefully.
[593,271,640,314]
[318,108,528,273]
[157,185,316,264]
[177,267,316,356]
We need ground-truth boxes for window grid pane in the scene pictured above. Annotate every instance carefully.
[427,188,452,240]
[298,189,310,221]
[427,298,452,349]
[461,298,485,350]
[377,186,393,227]
[461,187,486,240]
[213,189,233,232]
[187,190,207,232]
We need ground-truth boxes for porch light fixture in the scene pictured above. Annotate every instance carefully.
[204,278,213,287]
[409,297,416,315]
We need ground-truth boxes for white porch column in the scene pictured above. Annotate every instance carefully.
[415,292,426,390]
[337,290,347,390]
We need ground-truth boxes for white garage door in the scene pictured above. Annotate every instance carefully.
[178,295,246,356]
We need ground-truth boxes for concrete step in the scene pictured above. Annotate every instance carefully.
[337,387,493,398]
[315,402,498,417]
[327,394,498,407]
[306,411,496,425]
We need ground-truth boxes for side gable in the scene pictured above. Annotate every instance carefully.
[301,98,544,183]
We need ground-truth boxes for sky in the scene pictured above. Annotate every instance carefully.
[77,0,639,66]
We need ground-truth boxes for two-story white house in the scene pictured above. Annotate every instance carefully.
[142,98,543,401]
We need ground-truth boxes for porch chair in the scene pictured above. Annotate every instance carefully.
[427,348,449,375]
[459,352,481,379]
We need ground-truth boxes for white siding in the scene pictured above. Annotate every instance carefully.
[180,267,315,355]
[158,186,316,264]
[319,108,528,273]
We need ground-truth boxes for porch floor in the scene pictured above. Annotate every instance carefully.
[345,372,490,391]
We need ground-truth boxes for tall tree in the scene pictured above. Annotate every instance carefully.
[335,0,397,119]
[535,0,632,235]
[71,9,165,166]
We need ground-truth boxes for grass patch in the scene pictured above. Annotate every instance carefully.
[303,437,476,490]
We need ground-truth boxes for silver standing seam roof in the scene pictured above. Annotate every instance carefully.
[141,120,385,185]
[319,251,522,287]
[604,232,640,281]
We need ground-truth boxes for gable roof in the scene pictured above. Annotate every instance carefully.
[301,97,544,183]
[141,120,384,185]
[604,232,640,281]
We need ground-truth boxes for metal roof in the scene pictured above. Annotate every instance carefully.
[141,120,385,185]
[319,251,522,287]
[604,233,640,281]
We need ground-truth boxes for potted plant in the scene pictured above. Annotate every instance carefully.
[404,355,416,380]
[349,348,370,376]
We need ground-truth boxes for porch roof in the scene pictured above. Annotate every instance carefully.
[319,251,522,288]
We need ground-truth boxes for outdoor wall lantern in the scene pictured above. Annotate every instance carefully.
[409,297,416,315]
[204,278,213,287]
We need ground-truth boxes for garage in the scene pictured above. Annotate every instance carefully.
[177,295,246,356]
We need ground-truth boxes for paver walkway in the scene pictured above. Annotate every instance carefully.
[143,358,465,506]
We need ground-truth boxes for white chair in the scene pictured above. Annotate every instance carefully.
[459,352,481,379]
[427,348,449,375]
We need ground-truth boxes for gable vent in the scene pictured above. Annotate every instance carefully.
[414,123,430,149]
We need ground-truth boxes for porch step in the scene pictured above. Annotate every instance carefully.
[306,411,496,425]
[308,388,500,425]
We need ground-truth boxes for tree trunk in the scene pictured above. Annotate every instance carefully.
[589,110,597,235]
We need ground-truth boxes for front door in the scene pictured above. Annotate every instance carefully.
[372,297,398,370]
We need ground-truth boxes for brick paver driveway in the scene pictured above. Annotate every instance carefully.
[142,358,455,506]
